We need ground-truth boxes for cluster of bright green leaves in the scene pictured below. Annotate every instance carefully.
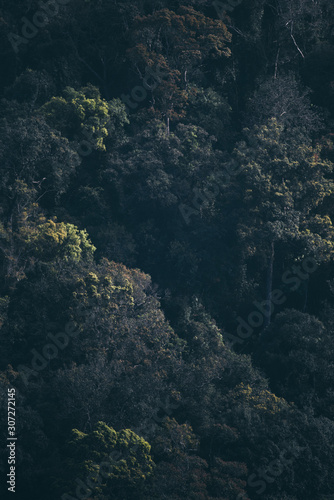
[27,219,96,263]
[40,84,129,151]
[60,421,154,499]
[0,213,95,291]
[228,382,290,415]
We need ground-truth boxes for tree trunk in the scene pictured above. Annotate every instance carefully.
[265,240,275,328]
[303,277,309,312]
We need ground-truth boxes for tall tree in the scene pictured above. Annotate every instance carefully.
[127,6,231,131]
[218,118,334,326]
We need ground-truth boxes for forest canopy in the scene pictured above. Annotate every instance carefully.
[1,1,334,499]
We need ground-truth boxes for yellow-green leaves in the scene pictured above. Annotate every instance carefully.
[64,421,154,498]
[29,220,96,263]
[40,84,129,151]
[230,383,290,415]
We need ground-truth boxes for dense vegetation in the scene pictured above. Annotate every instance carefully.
[1,0,334,498]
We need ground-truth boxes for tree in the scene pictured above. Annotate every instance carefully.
[127,6,231,130]
[245,74,323,144]
[253,309,334,418]
[149,417,249,500]
[0,102,81,212]
[57,421,154,500]
[185,85,232,146]
[40,84,129,152]
[219,118,334,326]
[0,215,95,293]
[103,119,227,294]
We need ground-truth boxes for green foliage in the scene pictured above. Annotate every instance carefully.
[1,1,334,499]
[28,219,96,263]
[219,118,334,310]
[185,85,232,144]
[0,107,81,208]
[0,213,95,292]
[60,421,154,499]
[228,382,290,415]
[254,309,334,417]
[40,84,129,150]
